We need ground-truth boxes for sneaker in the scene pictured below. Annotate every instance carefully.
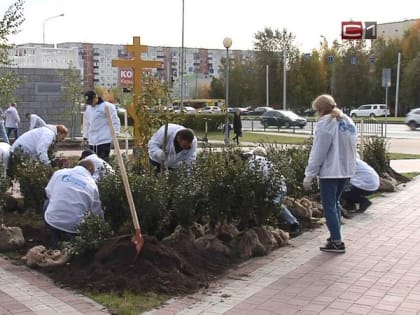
[357,200,372,213]
[320,241,345,253]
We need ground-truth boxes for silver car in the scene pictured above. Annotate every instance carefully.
[405,108,420,130]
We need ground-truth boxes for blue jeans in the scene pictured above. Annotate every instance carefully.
[319,178,348,242]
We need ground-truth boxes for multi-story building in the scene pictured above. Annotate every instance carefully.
[9,42,253,98]
[377,19,419,42]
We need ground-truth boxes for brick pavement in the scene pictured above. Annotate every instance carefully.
[147,176,420,314]
[0,256,109,314]
[0,138,418,315]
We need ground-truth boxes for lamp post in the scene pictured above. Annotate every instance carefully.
[180,0,185,110]
[223,37,232,146]
[42,13,64,45]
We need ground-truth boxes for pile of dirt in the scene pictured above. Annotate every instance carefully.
[41,235,235,294]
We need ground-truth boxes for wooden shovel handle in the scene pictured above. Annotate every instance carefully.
[105,106,141,232]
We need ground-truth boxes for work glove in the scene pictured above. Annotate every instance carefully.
[303,177,313,191]
[156,149,166,162]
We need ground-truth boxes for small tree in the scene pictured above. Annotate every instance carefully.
[0,0,25,105]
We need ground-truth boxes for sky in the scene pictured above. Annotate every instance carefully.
[1,0,419,52]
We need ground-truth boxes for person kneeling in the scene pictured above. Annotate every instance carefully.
[43,159,104,248]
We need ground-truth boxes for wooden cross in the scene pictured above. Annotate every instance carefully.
[112,36,162,149]
[112,36,161,104]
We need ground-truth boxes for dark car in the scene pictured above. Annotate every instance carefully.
[260,110,307,128]
[246,106,273,116]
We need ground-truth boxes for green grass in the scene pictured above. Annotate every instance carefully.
[84,290,170,315]
[195,131,308,145]
[388,153,420,160]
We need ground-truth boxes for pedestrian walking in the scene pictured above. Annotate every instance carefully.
[303,94,357,253]
[4,103,20,141]
[232,110,242,145]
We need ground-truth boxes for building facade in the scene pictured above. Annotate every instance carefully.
[10,42,253,99]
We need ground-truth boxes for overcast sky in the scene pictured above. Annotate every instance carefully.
[2,0,418,52]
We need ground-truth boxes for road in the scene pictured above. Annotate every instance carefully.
[241,119,420,139]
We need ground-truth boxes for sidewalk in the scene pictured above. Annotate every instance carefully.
[0,256,109,314]
[147,175,420,314]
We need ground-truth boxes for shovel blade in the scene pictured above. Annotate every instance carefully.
[131,229,144,255]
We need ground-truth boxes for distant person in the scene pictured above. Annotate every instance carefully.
[341,158,380,212]
[0,108,9,144]
[79,149,114,182]
[0,142,11,178]
[303,94,357,253]
[11,124,68,165]
[148,123,197,173]
[82,91,121,162]
[25,112,46,130]
[232,110,242,145]
[4,103,20,141]
[44,159,104,248]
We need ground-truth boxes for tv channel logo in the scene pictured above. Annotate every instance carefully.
[341,21,377,40]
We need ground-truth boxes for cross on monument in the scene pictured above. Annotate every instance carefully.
[112,36,161,103]
[112,36,162,150]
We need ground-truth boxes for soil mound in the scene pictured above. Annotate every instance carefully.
[43,235,235,294]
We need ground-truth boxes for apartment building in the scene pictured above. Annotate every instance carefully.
[377,18,419,42]
[9,42,253,98]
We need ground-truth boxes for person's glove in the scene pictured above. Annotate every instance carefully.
[156,149,166,162]
[303,177,313,191]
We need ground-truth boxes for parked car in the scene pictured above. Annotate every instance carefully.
[260,110,307,128]
[200,106,221,114]
[350,104,390,118]
[405,108,420,130]
[247,106,273,116]
[174,106,196,114]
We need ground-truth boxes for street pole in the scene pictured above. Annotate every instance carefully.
[180,0,185,110]
[395,52,401,117]
[283,50,286,110]
[266,65,269,107]
[223,37,232,146]
[42,13,64,45]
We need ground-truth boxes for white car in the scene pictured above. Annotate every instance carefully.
[200,106,221,114]
[350,104,390,118]
[405,108,420,130]
[174,106,196,114]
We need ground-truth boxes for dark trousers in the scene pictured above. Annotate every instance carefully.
[149,158,174,175]
[43,199,75,249]
[89,143,111,162]
[341,185,374,206]
[6,127,18,140]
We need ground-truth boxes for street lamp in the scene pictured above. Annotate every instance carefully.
[180,0,185,110]
[42,13,64,45]
[223,37,232,146]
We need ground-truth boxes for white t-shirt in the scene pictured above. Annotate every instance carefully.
[83,153,114,182]
[351,159,380,192]
[44,165,104,233]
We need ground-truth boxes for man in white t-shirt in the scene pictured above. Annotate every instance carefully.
[44,159,104,248]
[341,158,380,212]
[25,112,46,130]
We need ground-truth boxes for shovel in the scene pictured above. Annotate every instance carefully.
[105,106,144,255]
[160,123,169,175]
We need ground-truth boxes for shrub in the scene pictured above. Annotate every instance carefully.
[65,211,112,255]
[13,152,54,212]
[362,136,390,175]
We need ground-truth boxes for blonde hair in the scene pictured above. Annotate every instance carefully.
[56,125,68,136]
[253,146,267,157]
[312,94,343,120]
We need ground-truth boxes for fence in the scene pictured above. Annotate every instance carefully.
[241,117,387,138]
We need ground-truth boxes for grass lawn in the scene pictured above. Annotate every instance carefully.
[195,131,309,145]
